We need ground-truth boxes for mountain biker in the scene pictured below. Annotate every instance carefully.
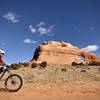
[0,49,6,73]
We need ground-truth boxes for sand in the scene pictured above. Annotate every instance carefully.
[0,82,100,100]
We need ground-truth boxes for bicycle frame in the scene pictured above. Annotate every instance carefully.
[0,68,11,80]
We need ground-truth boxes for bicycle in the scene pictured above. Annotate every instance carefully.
[0,65,23,92]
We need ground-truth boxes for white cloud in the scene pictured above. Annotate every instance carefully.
[38,27,49,35]
[29,22,55,35]
[82,45,99,52]
[36,22,46,27]
[29,25,36,33]
[23,39,37,44]
[3,12,20,23]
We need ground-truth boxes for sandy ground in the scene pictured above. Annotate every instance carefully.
[0,65,100,100]
[0,81,100,100]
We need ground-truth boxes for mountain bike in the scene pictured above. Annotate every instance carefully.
[0,65,23,92]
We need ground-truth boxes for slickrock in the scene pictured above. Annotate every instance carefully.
[32,41,100,65]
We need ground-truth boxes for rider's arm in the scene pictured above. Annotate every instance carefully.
[0,59,6,66]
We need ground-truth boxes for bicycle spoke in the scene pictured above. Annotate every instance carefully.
[5,74,23,92]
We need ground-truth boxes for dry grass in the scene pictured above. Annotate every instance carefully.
[9,64,100,84]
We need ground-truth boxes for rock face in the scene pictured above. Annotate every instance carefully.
[32,41,100,65]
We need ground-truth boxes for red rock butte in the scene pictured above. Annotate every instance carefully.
[32,41,100,65]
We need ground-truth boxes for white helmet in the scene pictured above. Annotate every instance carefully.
[0,49,5,54]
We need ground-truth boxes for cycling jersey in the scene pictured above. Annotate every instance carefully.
[0,56,5,67]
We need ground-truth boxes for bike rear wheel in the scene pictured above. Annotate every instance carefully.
[5,74,23,92]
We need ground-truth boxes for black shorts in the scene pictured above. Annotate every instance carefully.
[0,67,4,74]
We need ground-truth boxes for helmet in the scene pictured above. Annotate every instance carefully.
[0,49,5,54]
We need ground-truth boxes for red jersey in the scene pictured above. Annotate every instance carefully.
[0,57,5,66]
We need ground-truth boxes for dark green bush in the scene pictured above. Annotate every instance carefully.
[61,68,67,72]
[81,69,86,73]
[31,63,38,68]
[88,61,100,66]
[39,61,47,68]
[72,62,78,66]
[22,63,29,67]
[11,63,21,70]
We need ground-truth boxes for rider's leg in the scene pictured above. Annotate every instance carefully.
[0,67,4,74]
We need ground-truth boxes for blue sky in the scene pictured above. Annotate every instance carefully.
[0,0,100,64]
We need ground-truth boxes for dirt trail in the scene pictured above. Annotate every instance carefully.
[0,82,100,100]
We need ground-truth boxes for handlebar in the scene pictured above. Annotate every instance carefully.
[3,65,11,70]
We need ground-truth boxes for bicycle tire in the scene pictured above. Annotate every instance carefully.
[5,74,23,92]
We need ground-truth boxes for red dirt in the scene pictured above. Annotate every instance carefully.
[0,82,100,100]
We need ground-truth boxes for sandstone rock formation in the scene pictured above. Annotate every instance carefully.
[32,41,100,65]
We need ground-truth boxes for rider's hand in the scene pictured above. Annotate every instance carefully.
[3,66,7,69]
[4,65,10,69]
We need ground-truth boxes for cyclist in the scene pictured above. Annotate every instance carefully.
[0,49,6,73]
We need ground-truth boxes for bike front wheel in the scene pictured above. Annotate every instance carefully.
[5,74,23,92]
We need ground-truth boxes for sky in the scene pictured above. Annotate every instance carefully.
[0,0,100,64]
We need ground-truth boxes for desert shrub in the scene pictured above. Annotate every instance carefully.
[78,63,84,65]
[61,68,67,72]
[39,61,47,68]
[31,63,38,68]
[88,61,100,66]
[81,69,86,73]
[98,68,100,70]
[22,63,29,67]
[87,67,90,70]
[11,63,21,70]
[72,62,84,66]
[72,62,78,66]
